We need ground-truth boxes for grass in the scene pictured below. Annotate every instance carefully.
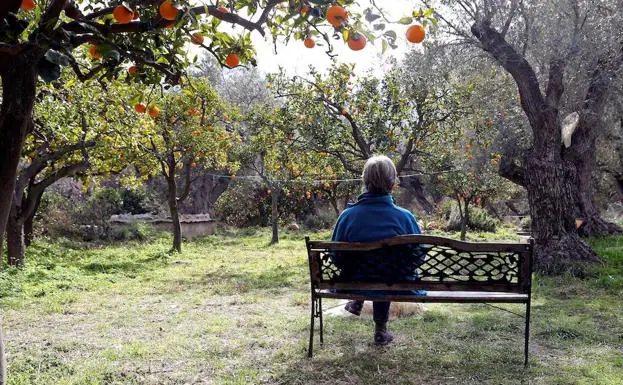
[0,229,622,385]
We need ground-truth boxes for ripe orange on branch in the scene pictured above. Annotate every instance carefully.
[21,0,36,10]
[225,53,240,68]
[191,33,204,45]
[159,1,179,21]
[113,5,134,24]
[89,45,103,60]
[128,66,138,76]
[148,106,160,118]
[347,32,367,51]
[134,103,146,113]
[406,24,426,43]
[304,37,315,48]
[217,6,229,13]
[326,5,348,28]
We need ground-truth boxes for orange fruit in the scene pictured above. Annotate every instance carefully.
[21,0,35,10]
[191,33,204,45]
[148,105,160,118]
[113,5,134,23]
[326,5,347,28]
[134,103,146,113]
[217,6,229,13]
[300,4,311,14]
[406,24,425,43]
[89,45,103,60]
[159,1,178,21]
[304,37,315,48]
[225,53,239,68]
[128,66,138,76]
[347,32,366,51]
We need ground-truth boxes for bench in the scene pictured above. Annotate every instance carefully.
[305,235,534,366]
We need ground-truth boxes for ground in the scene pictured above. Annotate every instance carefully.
[1,229,622,385]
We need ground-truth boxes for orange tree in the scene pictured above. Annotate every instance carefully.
[239,103,342,244]
[5,72,135,267]
[0,0,436,256]
[0,1,434,376]
[122,79,237,252]
[268,58,467,213]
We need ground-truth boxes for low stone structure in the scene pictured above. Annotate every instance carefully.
[110,213,218,240]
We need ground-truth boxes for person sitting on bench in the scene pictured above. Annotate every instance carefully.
[331,155,424,346]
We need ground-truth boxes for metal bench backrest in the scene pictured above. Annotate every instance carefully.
[306,235,534,293]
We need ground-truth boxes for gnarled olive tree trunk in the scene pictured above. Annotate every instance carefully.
[472,21,599,274]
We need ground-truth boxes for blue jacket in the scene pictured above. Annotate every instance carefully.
[332,192,421,242]
[330,192,426,295]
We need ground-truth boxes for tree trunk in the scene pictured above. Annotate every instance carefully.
[401,175,434,214]
[328,196,340,216]
[471,21,600,274]
[458,198,469,241]
[0,57,38,248]
[524,156,599,274]
[572,142,622,236]
[6,206,25,267]
[167,177,182,253]
[24,209,36,247]
[270,186,280,245]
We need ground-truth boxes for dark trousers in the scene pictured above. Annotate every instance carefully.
[373,301,390,323]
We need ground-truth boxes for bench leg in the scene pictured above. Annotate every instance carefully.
[318,297,324,345]
[308,296,316,358]
[524,297,531,367]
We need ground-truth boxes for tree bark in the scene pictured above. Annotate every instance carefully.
[471,21,599,274]
[23,198,39,247]
[6,205,25,267]
[563,52,623,237]
[167,176,182,253]
[270,186,280,245]
[0,55,38,250]
[400,175,434,214]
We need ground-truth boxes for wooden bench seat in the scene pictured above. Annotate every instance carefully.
[305,235,534,366]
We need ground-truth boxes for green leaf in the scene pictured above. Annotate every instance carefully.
[398,17,413,25]
[381,39,388,54]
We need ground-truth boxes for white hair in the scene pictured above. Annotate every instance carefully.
[362,155,397,194]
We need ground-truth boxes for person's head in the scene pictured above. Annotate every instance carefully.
[362,155,397,194]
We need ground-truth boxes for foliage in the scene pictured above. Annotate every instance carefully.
[215,180,322,228]
[267,58,467,177]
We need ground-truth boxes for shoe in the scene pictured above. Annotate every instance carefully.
[374,330,394,346]
[344,300,363,316]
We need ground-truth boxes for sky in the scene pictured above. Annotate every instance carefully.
[201,0,422,78]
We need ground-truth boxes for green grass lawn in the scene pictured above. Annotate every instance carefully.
[1,229,622,385]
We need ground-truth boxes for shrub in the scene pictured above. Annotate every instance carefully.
[216,182,317,228]
[109,222,154,241]
[442,201,498,232]
[301,211,337,231]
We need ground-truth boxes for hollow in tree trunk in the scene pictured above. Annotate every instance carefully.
[270,187,280,245]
